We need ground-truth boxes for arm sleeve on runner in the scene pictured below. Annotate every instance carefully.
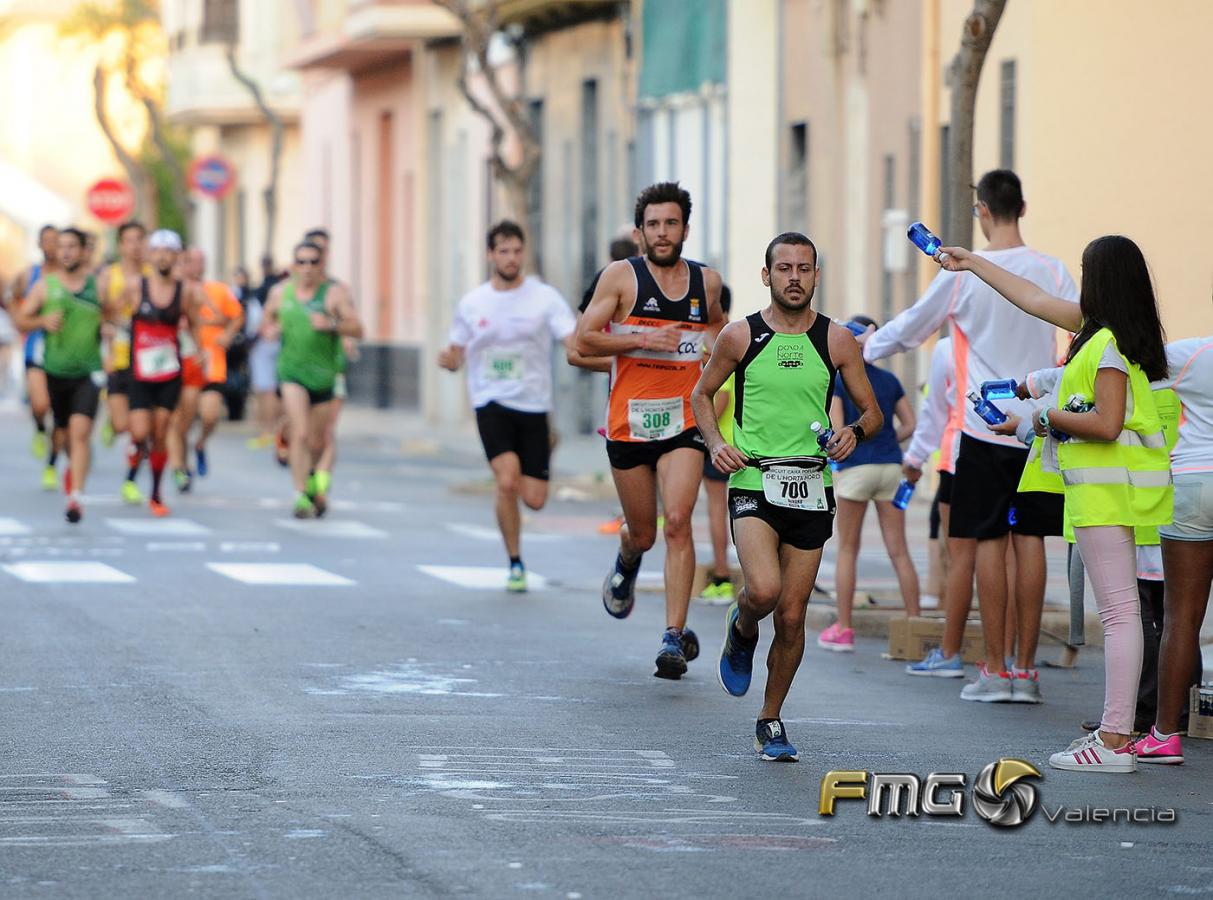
[904,340,951,468]
[864,269,958,362]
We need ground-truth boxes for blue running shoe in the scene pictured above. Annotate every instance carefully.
[717,602,757,697]
[602,553,641,619]
[755,718,799,762]
[655,628,687,679]
[905,647,964,678]
[680,628,699,663]
[195,446,208,478]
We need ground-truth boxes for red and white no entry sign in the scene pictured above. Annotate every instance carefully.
[86,178,136,224]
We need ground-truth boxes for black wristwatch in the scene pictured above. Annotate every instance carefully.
[848,423,866,443]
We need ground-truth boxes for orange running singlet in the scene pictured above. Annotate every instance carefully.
[606,257,710,443]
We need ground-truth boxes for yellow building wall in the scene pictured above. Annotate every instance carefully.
[939,0,1213,339]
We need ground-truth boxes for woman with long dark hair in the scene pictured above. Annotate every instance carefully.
[935,234,1173,774]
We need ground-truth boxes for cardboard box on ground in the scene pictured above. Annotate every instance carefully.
[888,616,986,665]
[1189,684,1213,740]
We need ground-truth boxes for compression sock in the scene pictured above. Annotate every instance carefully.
[149,450,167,502]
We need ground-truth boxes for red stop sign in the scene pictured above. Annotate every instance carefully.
[86,179,136,224]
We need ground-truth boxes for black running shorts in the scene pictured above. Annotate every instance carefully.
[606,427,706,471]
[950,433,1048,540]
[728,487,836,552]
[130,377,183,412]
[47,373,101,428]
[107,368,133,396]
[475,401,552,481]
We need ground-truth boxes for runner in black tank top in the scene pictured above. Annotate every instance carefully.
[691,232,882,762]
[574,182,725,682]
[125,229,204,518]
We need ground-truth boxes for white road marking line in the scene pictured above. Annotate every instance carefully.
[206,562,355,586]
[220,541,280,553]
[146,541,207,552]
[446,523,565,543]
[1,561,135,583]
[106,518,211,536]
[275,519,387,538]
[417,565,548,591]
[0,518,31,536]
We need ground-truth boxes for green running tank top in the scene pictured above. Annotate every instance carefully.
[43,274,102,379]
[276,280,340,392]
[728,311,837,491]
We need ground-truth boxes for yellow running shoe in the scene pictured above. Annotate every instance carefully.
[41,465,57,491]
[31,430,47,460]
[101,418,115,448]
[121,480,144,505]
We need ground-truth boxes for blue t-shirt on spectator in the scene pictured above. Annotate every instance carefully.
[834,364,905,470]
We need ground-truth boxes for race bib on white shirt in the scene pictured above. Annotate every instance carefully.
[484,350,524,382]
[628,397,684,441]
[762,465,828,511]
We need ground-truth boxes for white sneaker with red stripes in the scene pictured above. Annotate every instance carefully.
[1048,731,1137,774]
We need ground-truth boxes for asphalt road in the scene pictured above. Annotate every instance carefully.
[0,406,1209,899]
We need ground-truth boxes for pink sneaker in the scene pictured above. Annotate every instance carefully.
[1133,728,1184,765]
[817,623,855,652]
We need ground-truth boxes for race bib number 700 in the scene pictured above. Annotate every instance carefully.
[762,465,828,511]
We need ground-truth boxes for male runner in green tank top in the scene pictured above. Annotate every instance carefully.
[691,232,882,762]
[15,227,122,523]
[261,240,363,518]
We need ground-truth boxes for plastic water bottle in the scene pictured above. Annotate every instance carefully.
[907,222,943,257]
[810,421,834,450]
[967,390,1007,426]
[981,379,1019,401]
[892,479,915,510]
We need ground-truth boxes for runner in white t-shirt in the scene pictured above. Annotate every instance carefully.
[863,170,1079,703]
[438,221,577,593]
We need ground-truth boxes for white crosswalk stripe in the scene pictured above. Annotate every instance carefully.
[105,519,211,536]
[2,561,135,583]
[0,518,31,536]
[417,565,548,591]
[275,520,387,538]
[206,563,355,586]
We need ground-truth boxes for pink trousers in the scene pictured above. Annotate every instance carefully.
[1074,525,1143,735]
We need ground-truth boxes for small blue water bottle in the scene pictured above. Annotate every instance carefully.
[892,479,915,510]
[967,390,1007,426]
[810,421,834,450]
[907,222,943,256]
[981,379,1019,401]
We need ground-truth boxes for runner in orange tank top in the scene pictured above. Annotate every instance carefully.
[576,181,724,680]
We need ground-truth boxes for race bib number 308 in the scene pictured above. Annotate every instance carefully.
[627,397,684,442]
[762,465,828,511]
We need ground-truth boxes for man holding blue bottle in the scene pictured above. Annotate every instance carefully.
[864,170,1077,703]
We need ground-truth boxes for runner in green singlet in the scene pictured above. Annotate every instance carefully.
[261,239,363,518]
[15,227,121,523]
[691,232,882,762]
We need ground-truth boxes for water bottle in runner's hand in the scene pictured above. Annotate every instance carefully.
[907,222,943,256]
[981,379,1019,400]
[892,479,915,510]
[810,421,834,450]
[967,390,1007,426]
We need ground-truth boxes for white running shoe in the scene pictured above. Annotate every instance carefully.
[1048,731,1137,774]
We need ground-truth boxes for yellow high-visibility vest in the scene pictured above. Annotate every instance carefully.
[1056,327,1173,530]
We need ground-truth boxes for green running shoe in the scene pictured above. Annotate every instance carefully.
[41,465,57,491]
[121,480,144,505]
[100,418,115,448]
[506,562,527,593]
[293,494,316,519]
[31,430,47,460]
